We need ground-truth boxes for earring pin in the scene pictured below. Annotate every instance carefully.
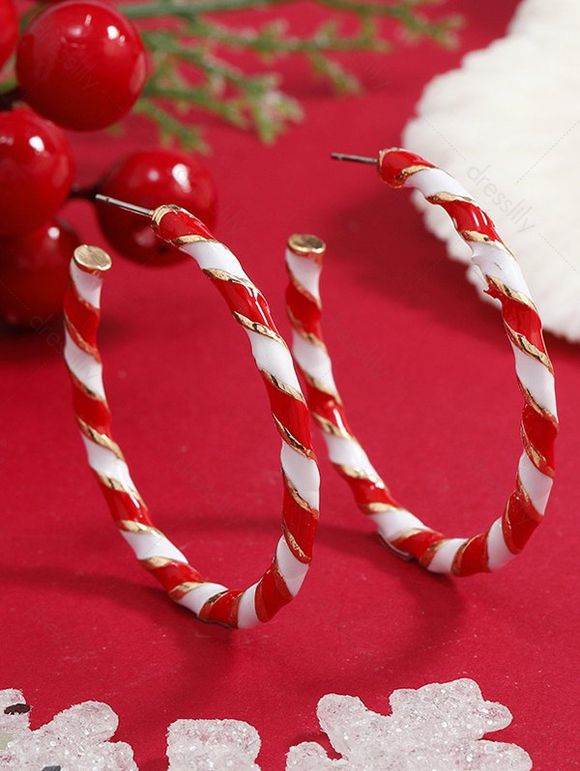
[330,152,376,165]
[95,194,153,218]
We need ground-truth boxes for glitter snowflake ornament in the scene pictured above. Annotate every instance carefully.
[286,679,532,770]
[167,719,261,771]
[0,690,137,770]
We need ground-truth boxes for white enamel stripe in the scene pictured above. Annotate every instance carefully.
[121,531,188,563]
[244,329,301,392]
[81,437,137,492]
[370,509,429,541]
[323,434,377,478]
[405,168,472,200]
[70,261,103,308]
[486,517,516,571]
[426,538,465,573]
[177,582,228,616]
[518,453,552,514]
[181,241,252,284]
[281,443,320,510]
[470,242,533,298]
[292,333,337,391]
[64,330,105,399]
[511,344,557,417]
[286,249,321,300]
[276,536,308,596]
[236,583,260,629]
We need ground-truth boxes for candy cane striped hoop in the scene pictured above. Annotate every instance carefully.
[64,206,320,628]
[285,148,557,576]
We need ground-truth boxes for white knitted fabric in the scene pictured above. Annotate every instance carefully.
[403,0,580,341]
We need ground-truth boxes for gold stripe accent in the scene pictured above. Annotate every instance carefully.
[312,412,353,440]
[300,370,341,401]
[173,234,213,246]
[140,556,176,570]
[202,267,256,291]
[68,369,107,404]
[427,191,474,204]
[64,315,100,360]
[287,233,326,258]
[261,369,306,404]
[336,463,384,486]
[505,323,553,372]
[95,473,146,507]
[286,307,327,352]
[233,312,287,347]
[272,414,315,459]
[73,244,112,273]
[392,527,430,541]
[169,581,204,600]
[283,473,318,516]
[519,382,559,427]
[151,204,182,228]
[363,501,399,513]
[418,537,449,567]
[485,275,537,312]
[282,523,309,563]
[77,417,124,459]
[460,230,513,257]
[514,477,543,522]
[117,520,160,536]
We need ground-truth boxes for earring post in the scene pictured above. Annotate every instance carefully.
[95,194,153,218]
[330,152,377,165]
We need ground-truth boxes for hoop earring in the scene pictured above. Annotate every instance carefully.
[64,203,320,628]
[285,148,557,576]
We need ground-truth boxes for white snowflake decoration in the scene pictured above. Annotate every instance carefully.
[286,679,532,770]
[167,719,261,770]
[0,690,136,770]
[0,680,531,770]
[403,0,580,341]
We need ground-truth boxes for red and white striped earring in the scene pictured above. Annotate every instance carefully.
[64,200,320,628]
[285,148,557,576]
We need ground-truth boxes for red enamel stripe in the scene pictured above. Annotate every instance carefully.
[198,590,242,627]
[254,562,293,622]
[282,480,318,565]
[96,481,153,528]
[64,288,100,347]
[71,379,112,437]
[452,533,489,576]
[260,373,313,454]
[148,560,205,594]
[286,281,322,338]
[206,273,278,332]
[390,530,444,563]
[503,486,542,553]
[487,283,548,355]
[436,199,502,244]
[378,149,435,188]
[521,404,557,470]
[306,392,353,439]
[155,207,214,243]
[337,472,400,511]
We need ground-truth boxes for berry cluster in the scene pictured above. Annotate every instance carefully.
[0,0,216,327]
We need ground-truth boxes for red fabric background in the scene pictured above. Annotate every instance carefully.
[2,1,579,768]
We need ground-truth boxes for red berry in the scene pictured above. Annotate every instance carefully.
[16,0,147,131]
[0,219,80,327]
[0,0,18,71]
[97,149,217,266]
[0,109,75,237]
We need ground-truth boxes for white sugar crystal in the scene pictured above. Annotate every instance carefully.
[287,679,532,771]
[167,719,261,771]
[0,689,31,750]
[0,693,137,770]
